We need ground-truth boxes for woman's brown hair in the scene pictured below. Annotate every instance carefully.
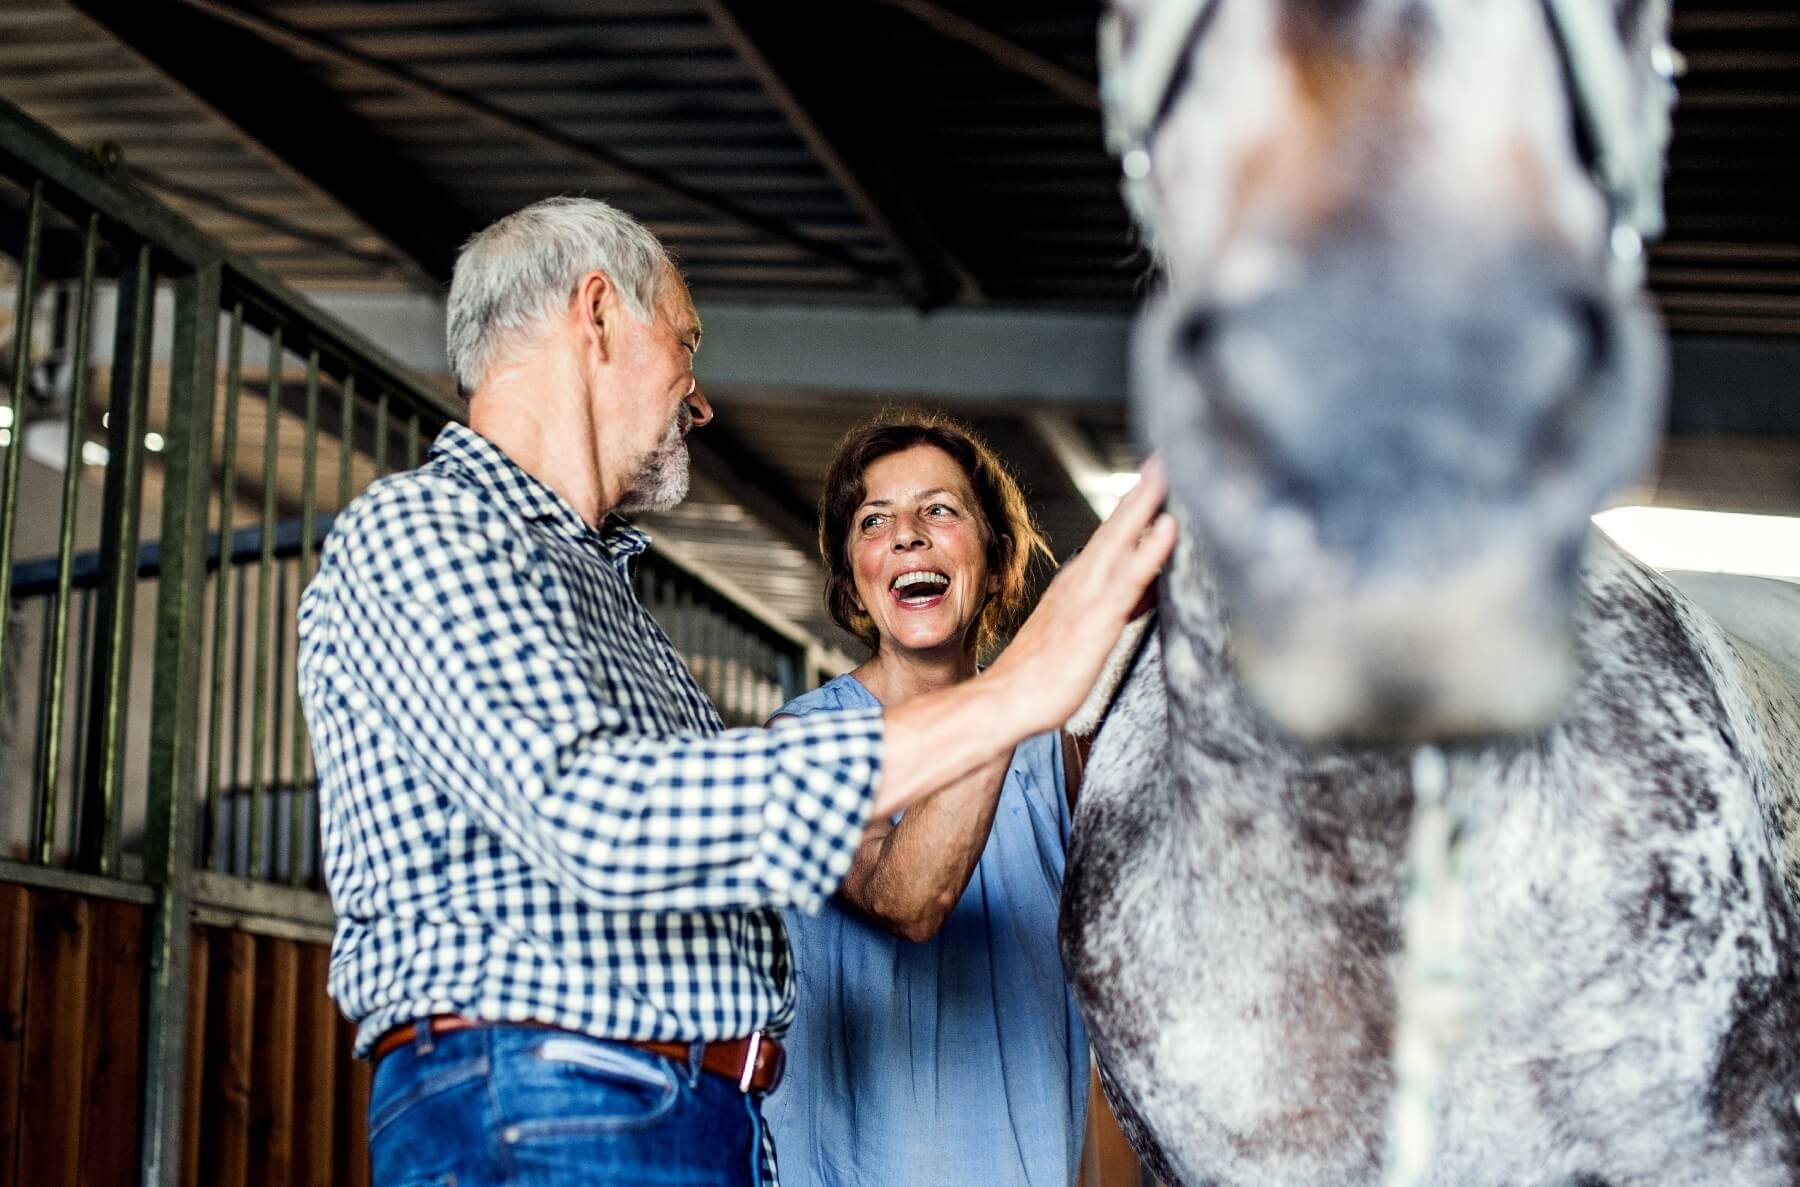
[819,409,1052,657]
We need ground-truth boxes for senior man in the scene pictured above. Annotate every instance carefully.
[296,195,1173,1187]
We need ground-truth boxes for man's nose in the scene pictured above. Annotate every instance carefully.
[684,380,713,428]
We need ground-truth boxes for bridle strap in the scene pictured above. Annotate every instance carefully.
[1541,0,1678,281]
[1099,0,1220,159]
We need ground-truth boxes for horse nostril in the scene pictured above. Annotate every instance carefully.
[1524,293,1619,477]
[1567,292,1613,383]
[1175,307,1219,360]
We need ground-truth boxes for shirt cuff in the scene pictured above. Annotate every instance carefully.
[762,706,884,911]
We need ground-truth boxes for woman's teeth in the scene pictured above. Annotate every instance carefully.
[892,572,949,604]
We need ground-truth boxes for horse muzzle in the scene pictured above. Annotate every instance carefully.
[1135,237,1666,743]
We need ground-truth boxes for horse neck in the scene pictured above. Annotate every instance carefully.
[1156,526,1235,687]
[1153,524,1424,828]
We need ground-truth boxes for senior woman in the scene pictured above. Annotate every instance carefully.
[762,412,1090,1187]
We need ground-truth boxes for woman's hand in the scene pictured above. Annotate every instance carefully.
[985,458,1175,735]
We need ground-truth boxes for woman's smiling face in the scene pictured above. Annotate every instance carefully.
[849,444,1000,659]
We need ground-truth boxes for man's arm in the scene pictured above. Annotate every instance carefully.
[304,477,882,917]
[306,462,1172,918]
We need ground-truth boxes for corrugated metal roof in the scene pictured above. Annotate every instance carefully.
[9,0,1796,327]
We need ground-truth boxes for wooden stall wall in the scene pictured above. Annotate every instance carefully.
[182,924,369,1187]
[1,875,1147,1187]
[0,881,367,1187]
[0,884,144,1187]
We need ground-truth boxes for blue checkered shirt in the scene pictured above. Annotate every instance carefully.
[297,423,883,1062]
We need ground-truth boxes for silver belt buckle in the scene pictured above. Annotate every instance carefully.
[737,1030,764,1093]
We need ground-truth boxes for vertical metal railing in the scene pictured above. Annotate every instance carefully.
[35,211,99,866]
[0,180,42,684]
[634,547,816,727]
[201,303,244,873]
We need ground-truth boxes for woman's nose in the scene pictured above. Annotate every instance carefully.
[892,516,928,550]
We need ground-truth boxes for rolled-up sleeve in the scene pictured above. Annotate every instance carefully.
[306,477,881,914]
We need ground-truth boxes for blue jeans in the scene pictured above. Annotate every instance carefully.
[368,1023,768,1186]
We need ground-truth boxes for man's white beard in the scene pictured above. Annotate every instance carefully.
[617,411,691,513]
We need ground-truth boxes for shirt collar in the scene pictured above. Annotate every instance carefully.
[428,422,651,561]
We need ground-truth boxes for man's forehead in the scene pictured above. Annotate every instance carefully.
[658,272,700,336]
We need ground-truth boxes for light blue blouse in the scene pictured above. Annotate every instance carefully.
[764,674,1089,1187]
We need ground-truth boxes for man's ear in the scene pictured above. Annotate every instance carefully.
[576,269,615,361]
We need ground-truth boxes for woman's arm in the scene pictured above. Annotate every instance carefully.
[775,712,1011,943]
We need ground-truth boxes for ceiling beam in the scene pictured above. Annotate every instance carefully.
[1028,413,1118,524]
[69,0,474,285]
[698,0,969,311]
[874,0,1101,110]
[692,303,1132,403]
[155,0,900,294]
[125,164,407,274]
[686,427,823,565]
[282,292,1800,437]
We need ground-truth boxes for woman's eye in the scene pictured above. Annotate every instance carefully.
[860,514,884,530]
[927,504,955,517]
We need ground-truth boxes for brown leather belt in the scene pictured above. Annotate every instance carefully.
[369,1016,784,1094]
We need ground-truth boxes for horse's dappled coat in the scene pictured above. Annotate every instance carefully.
[1074,0,1800,1179]
[1063,530,1800,1187]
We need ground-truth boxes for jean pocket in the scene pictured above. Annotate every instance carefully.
[503,1037,681,1136]
[368,1051,491,1144]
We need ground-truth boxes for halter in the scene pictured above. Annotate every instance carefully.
[1099,0,1681,286]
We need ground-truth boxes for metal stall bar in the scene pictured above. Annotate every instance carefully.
[77,242,155,876]
[0,181,43,721]
[35,211,100,865]
[248,326,282,880]
[203,304,246,871]
[289,349,320,887]
[337,373,355,512]
[373,388,389,477]
[140,258,222,1187]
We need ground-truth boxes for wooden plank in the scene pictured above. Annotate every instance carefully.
[79,898,147,1187]
[333,1012,371,1187]
[290,943,337,1187]
[202,928,257,1187]
[1080,1063,1158,1187]
[249,936,299,1187]
[0,883,30,1185]
[17,891,91,1186]
[181,928,210,1187]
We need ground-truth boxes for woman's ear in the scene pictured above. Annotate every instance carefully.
[986,534,1013,595]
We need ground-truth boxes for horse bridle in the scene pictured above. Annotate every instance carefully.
[1099,0,1682,286]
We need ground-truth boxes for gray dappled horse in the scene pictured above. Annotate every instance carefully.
[1061,1,1800,1184]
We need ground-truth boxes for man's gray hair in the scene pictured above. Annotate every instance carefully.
[446,196,674,394]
